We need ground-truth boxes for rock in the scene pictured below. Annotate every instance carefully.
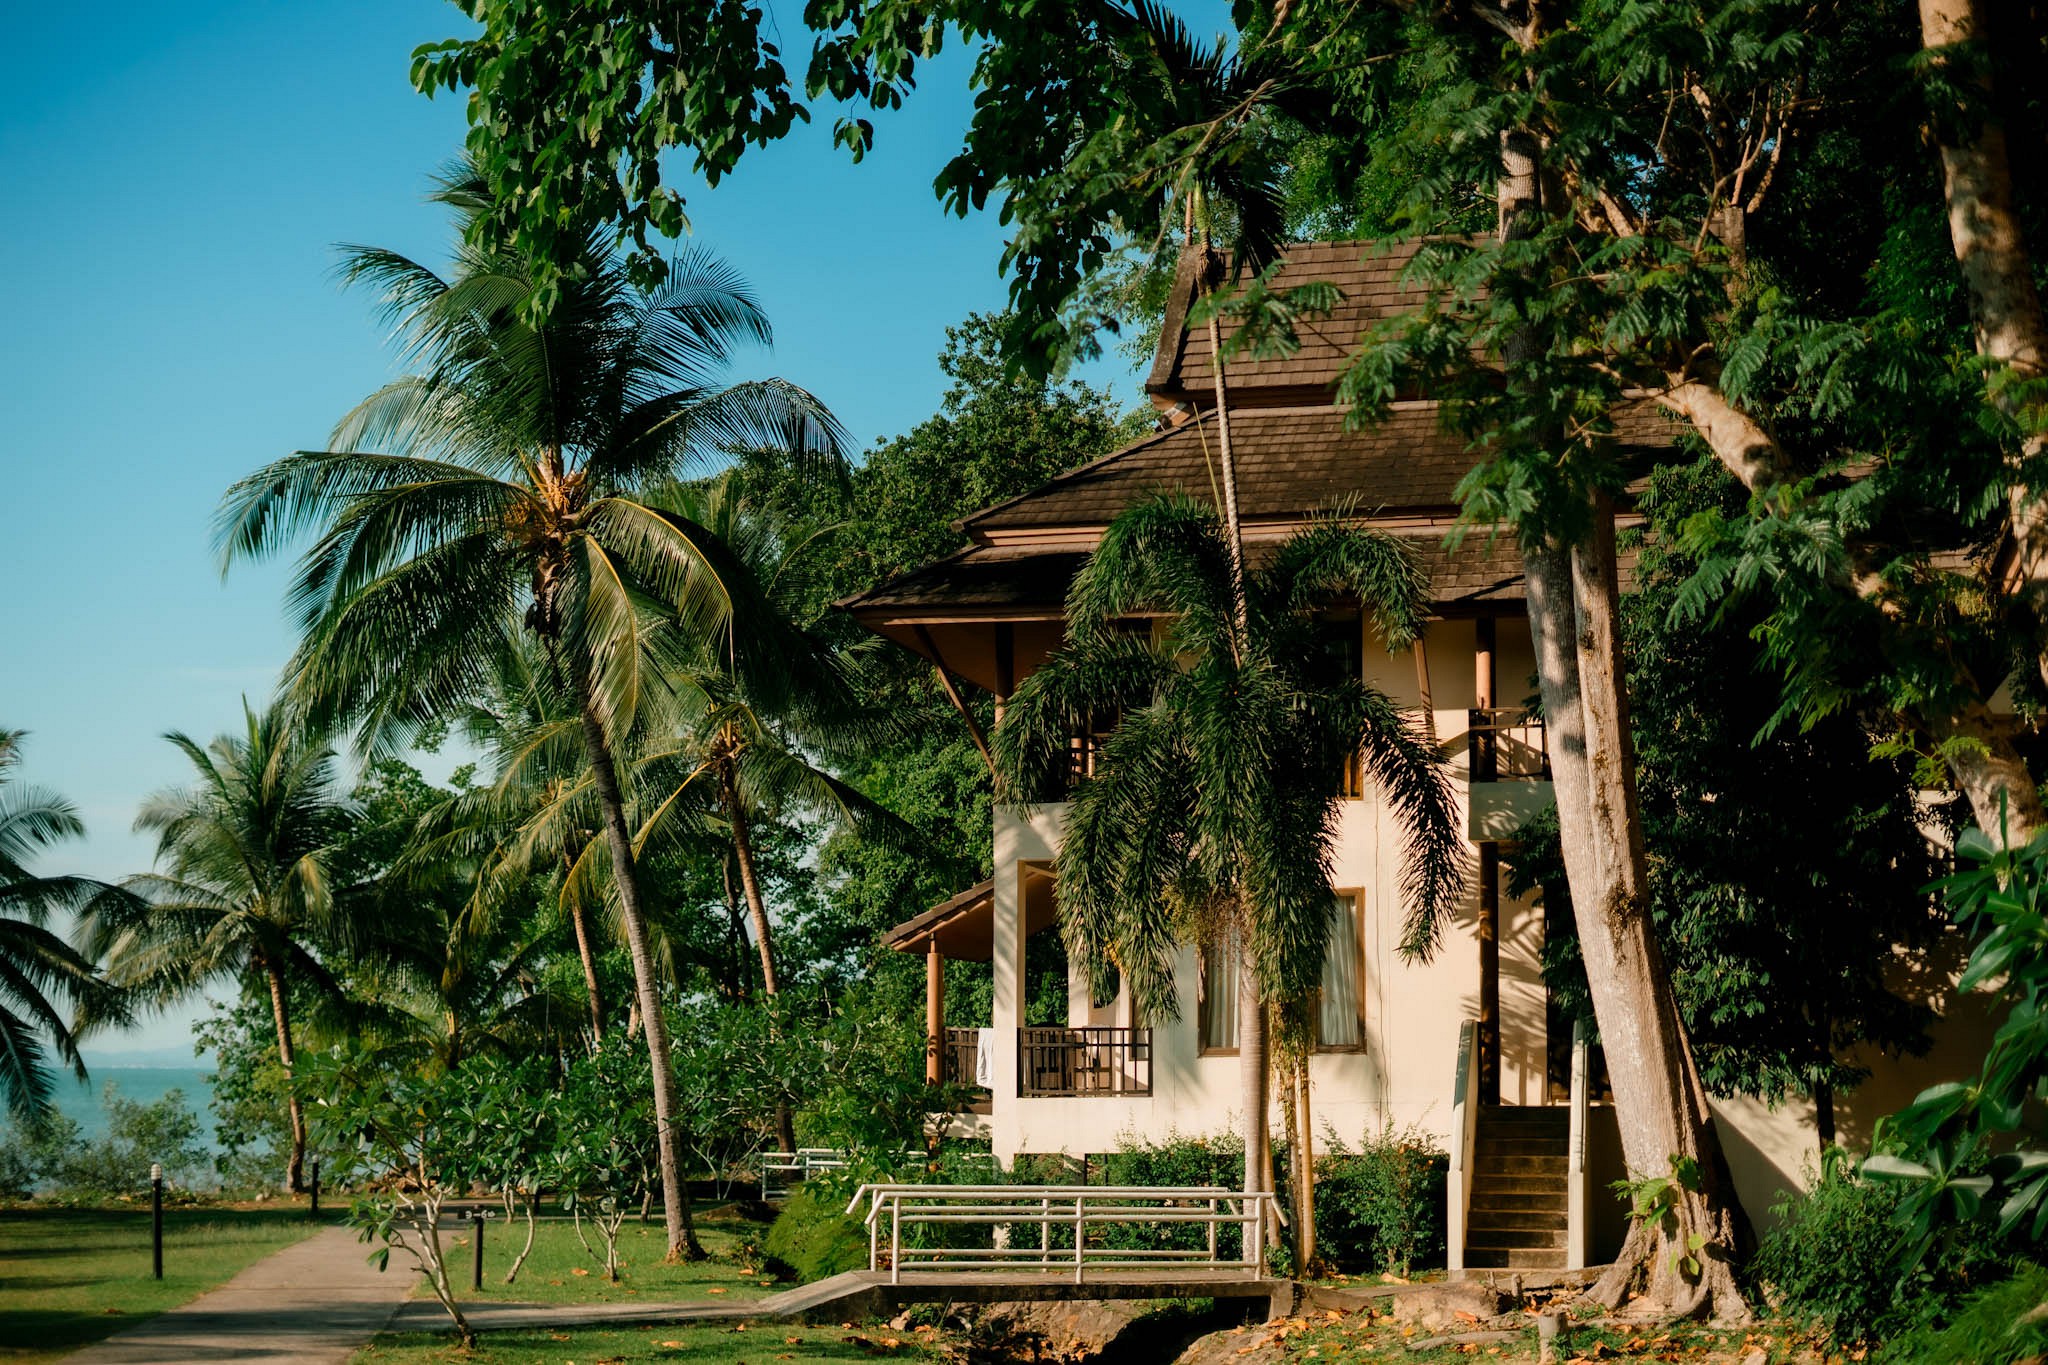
[1171,1324,1288,1365]
[972,1299,1152,1361]
[1739,1352,1768,1365]
[1386,1282,1507,1332]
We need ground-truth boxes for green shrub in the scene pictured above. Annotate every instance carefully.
[1093,1131,1247,1255]
[763,1181,872,1282]
[1314,1126,1448,1275]
[1877,1262,2048,1364]
[1752,1149,2016,1346]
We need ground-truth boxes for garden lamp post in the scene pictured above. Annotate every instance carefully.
[150,1163,163,1280]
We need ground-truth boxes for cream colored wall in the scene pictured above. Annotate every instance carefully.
[986,618,1554,1163]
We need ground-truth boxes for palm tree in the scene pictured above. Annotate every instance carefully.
[214,164,847,1258]
[79,702,351,1192]
[993,495,1466,1256]
[0,731,129,1122]
[640,479,902,1000]
[633,477,906,1150]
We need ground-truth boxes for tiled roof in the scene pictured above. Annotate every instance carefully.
[962,400,1679,534]
[844,526,1543,614]
[1149,239,1437,400]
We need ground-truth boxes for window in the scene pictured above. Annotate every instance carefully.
[1199,892,1367,1054]
[1317,891,1367,1051]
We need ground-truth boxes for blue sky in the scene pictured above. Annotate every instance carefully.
[0,2,1154,1056]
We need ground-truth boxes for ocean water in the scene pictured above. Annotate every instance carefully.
[48,1066,220,1147]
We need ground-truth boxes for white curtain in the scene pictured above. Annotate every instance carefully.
[1318,892,1364,1047]
[1201,942,1238,1050]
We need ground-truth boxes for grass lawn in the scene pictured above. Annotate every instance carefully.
[0,1202,327,1365]
[354,1323,945,1364]
[430,1208,778,1306]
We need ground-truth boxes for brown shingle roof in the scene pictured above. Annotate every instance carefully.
[1149,239,1436,401]
[961,400,1680,535]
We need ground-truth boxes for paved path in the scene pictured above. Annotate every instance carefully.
[65,1226,413,1365]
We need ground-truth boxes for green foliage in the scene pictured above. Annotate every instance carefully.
[1753,1150,2018,1347]
[1614,1156,1712,1278]
[6,1087,212,1199]
[1313,1127,1447,1276]
[193,994,295,1189]
[1870,825,2048,1258]
[555,1045,659,1281]
[761,1181,871,1282]
[1876,1261,2048,1365]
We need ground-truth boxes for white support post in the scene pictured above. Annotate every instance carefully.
[1447,1019,1479,1278]
[1566,1017,1591,1269]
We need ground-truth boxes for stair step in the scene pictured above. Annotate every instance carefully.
[1465,1247,1568,1270]
[1478,1108,1569,1129]
[1468,1209,1568,1232]
[1466,1226,1567,1250]
[1475,1136,1565,1157]
[1479,1155,1566,1176]
[1469,1190,1568,1213]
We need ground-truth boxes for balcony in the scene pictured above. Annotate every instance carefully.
[1018,1026,1153,1097]
[1467,707,1554,840]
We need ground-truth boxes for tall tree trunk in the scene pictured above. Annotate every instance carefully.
[1919,0,2048,603]
[722,766,798,1154]
[568,898,604,1039]
[261,953,307,1195]
[574,693,703,1261]
[1200,248,1251,643]
[1293,1049,1317,1274]
[1559,524,1749,1319]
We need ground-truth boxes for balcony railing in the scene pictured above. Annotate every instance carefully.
[941,1027,986,1090]
[1018,1026,1153,1097]
[1468,707,1550,781]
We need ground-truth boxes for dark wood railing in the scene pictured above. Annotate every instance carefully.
[1017,1026,1153,1097]
[1468,708,1550,781]
[941,1027,985,1090]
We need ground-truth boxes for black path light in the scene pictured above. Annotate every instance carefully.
[309,1157,321,1219]
[469,1208,486,1290]
[150,1163,163,1280]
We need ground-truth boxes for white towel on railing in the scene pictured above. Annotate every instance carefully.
[975,1027,996,1088]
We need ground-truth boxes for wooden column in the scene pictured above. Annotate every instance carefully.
[1474,616,1501,1104]
[926,940,945,1084]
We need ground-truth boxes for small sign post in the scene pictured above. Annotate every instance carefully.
[150,1163,164,1280]
[470,1209,485,1291]
[309,1157,321,1219]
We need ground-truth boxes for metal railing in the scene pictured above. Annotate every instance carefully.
[845,1183,1279,1284]
[1467,708,1550,781]
[1017,1026,1152,1097]
[1566,1017,1592,1269]
[758,1148,926,1202]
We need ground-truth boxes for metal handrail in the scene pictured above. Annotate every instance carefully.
[845,1183,1278,1285]
[758,1148,924,1201]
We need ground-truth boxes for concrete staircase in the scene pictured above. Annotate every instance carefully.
[1463,1106,1568,1270]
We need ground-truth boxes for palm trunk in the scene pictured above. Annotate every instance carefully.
[1236,939,1272,1262]
[574,692,704,1261]
[568,895,604,1039]
[261,954,307,1195]
[1293,1050,1316,1274]
[721,766,798,1153]
[1200,249,1250,645]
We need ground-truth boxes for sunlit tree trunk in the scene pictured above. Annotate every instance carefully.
[720,763,799,1154]
[575,691,704,1261]
[261,952,306,1195]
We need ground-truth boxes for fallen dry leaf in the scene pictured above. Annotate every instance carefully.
[572,1267,591,1277]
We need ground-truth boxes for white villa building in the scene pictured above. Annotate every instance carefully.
[841,241,1993,1272]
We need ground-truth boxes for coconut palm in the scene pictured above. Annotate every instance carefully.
[0,731,129,1122]
[993,495,1466,1256]
[79,702,351,1192]
[213,164,846,1258]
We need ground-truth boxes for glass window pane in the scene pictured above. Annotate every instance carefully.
[1319,893,1363,1048]
[1202,942,1238,1050]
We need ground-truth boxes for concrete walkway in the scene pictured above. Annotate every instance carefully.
[65,1226,413,1365]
